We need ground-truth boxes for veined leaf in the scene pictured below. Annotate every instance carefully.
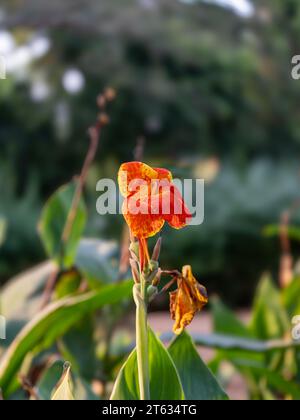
[57,316,97,381]
[0,280,133,396]
[110,327,184,400]
[51,364,74,400]
[38,182,87,269]
[75,239,118,287]
[168,331,228,400]
[37,359,99,400]
[0,261,55,353]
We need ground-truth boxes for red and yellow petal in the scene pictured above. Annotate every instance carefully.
[154,167,172,182]
[122,198,165,238]
[160,184,192,229]
[118,161,192,238]
[118,162,159,197]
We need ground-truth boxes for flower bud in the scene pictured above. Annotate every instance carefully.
[130,258,140,283]
[105,87,117,101]
[129,241,140,261]
[151,236,162,261]
[148,260,159,272]
[145,263,159,284]
[97,94,106,108]
[98,113,110,126]
[152,268,162,286]
[147,285,158,301]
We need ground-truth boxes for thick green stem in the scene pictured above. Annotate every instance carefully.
[133,279,150,400]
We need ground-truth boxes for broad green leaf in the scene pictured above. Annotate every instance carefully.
[38,182,87,269]
[250,275,290,340]
[1,261,54,322]
[54,270,81,299]
[75,239,117,287]
[57,316,97,380]
[37,359,99,400]
[0,261,55,352]
[1,238,115,332]
[168,331,228,400]
[110,327,184,400]
[51,364,75,400]
[0,279,133,396]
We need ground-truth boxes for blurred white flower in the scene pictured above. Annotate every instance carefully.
[30,79,51,102]
[29,36,51,59]
[6,46,32,76]
[62,68,85,94]
[2,32,51,79]
[0,30,15,55]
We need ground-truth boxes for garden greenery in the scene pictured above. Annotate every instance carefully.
[0,163,300,399]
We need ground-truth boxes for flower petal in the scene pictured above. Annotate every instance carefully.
[118,161,192,238]
[122,198,165,238]
[118,162,158,197]
[170,265,208,335]
[154,167,172,182]
[161,185,192,229]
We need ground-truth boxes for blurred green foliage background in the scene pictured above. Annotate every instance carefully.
[1,0,300,305]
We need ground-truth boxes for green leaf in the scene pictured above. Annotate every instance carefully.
[57,316,97,380]
[0,261,55,351]
[54,270,81,299]
[37,360,99,400]
[0,279,133,396]
[110,327,184,400]
[1,261,53,321]
[38,182,87,268]
[250,275,290,340]
[168,331,228,400]
[75,239,118,287]
[51,364,75,400]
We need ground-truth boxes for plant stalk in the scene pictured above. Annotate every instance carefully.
[133,276,150,400]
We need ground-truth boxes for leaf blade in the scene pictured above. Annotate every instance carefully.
[168,331,228,400]
[0,280,133,395]
[110,327,184,400]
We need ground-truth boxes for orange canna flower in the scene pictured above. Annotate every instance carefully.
[118,162,192,240]
[170,265,208,335]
